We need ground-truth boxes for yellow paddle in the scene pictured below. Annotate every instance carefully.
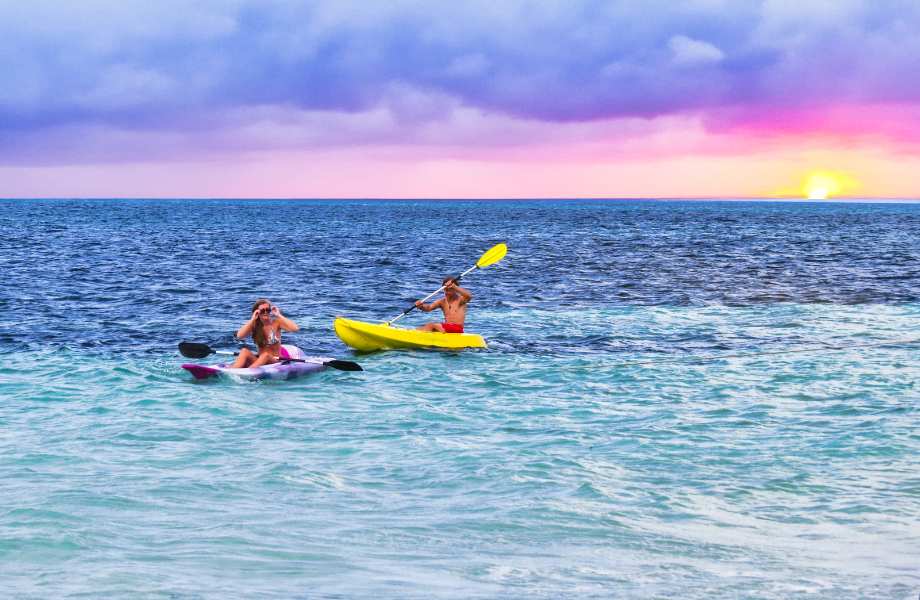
[387,242,508,325]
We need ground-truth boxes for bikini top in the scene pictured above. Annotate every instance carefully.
[261,326,280,347]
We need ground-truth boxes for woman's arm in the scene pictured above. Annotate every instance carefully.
[278,316,299,332]
[273,306,299,332]
[236,312,258,339]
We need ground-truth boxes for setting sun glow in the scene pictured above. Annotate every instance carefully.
[802,171,857,200]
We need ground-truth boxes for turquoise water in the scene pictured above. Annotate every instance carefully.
[1,199,918,598]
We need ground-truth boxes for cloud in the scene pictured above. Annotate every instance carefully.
[2,0,920,165]
[669,35,724,66]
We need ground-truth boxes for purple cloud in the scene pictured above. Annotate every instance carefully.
[2,0,920,164]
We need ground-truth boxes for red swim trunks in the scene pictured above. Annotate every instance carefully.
[441,323,464,334]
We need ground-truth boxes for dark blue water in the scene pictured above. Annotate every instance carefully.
[3,199,918,354]
[1,199,918,598]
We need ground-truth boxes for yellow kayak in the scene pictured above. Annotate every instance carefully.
[334,317,487,352]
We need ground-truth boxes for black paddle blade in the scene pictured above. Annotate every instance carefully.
[324,359,363,372]
[178,341,214,359]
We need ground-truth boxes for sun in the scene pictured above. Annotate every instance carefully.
[801,171,856,200]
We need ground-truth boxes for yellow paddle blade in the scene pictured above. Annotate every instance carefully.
[476,243,507,268]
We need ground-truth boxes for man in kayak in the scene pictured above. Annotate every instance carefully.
[414,276,472,333]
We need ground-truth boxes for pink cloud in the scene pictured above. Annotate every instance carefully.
[703,103,920,152]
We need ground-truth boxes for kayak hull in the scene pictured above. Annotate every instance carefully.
[334,317,486,352]
[182,345,329,381]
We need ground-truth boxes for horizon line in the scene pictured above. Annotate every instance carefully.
[2,196,919,202]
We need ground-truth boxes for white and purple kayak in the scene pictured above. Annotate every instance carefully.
[182,345,331,381]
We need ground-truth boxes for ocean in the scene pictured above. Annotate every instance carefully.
[1,198,918,598]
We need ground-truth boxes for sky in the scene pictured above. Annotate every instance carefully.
[2,0,919,198]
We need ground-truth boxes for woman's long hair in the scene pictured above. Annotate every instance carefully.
[250,298,271,348]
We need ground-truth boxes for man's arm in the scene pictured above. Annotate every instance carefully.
[415,298,443,312]
[453,285,473,305]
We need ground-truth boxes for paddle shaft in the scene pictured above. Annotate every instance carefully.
[181,344,360,371]
[388,264,479,325]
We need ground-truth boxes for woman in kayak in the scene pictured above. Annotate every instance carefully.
[230,298,300,368]
[414,276,472,333]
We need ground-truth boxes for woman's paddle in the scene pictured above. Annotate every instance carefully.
[387,242,508,325]
[178,342,363,371]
